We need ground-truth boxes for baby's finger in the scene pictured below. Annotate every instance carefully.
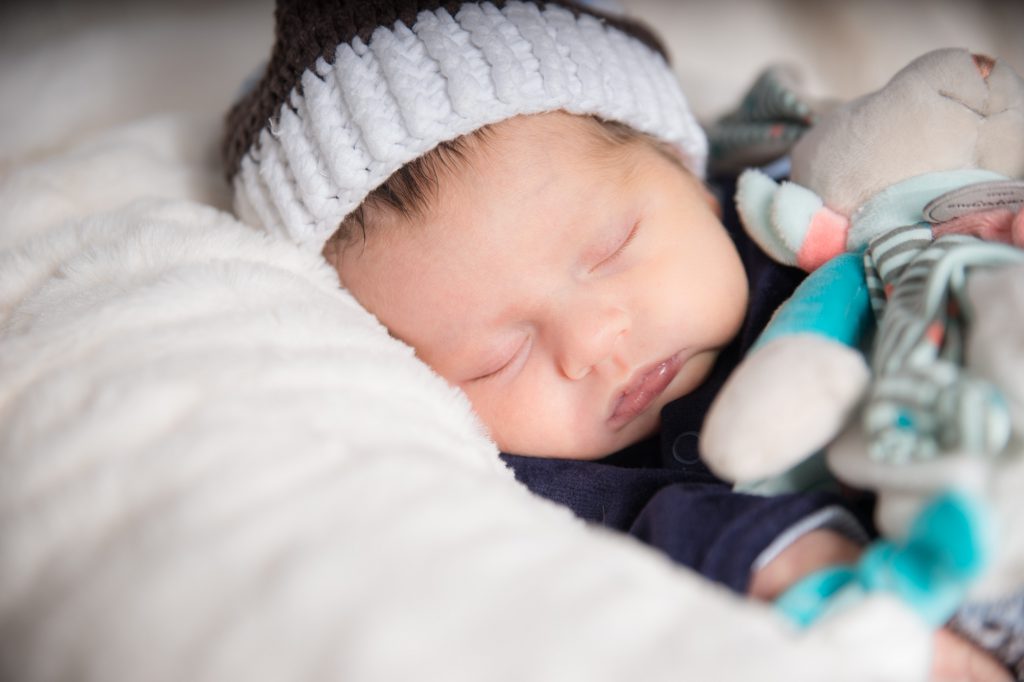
[930,628,1012,682]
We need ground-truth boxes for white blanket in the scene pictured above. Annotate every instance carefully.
[0,111,934,682]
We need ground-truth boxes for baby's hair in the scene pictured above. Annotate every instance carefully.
[325,114,684,254]
[331,127,493,248]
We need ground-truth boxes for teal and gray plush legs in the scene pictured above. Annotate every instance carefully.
[862,227,1024,462]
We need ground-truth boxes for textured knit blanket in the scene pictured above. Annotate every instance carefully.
[0,111,941,681]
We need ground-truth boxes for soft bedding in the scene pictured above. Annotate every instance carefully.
[1,1,1022,680]
[0,112,932,682]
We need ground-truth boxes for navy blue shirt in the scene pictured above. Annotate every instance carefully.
[501,183,872,594]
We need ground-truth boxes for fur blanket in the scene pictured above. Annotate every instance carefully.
[0,112,934,681]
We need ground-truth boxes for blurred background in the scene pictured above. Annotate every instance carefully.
[624,0,1024,120]
[1,0,1022,166]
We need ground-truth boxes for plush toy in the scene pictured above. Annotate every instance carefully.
[698,47,1024,678]
[699,47,1024,487]
[826,265,1024,678]
[776,490,994,630]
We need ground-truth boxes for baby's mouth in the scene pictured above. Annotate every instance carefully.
[607,353,683,430]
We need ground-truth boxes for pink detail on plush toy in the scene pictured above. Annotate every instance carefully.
[972,53,995,80]
[932,207,1024,247]
[926,322,944,346]
[795,207,850,271]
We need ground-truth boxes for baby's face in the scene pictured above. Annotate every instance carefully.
[338,112,748,459]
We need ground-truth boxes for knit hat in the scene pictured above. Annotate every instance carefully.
[223,0,708,252]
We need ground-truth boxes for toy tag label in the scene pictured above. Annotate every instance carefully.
[923,180,1024,223]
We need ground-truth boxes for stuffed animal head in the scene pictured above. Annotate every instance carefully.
[701,49,1024,486]
[738,48,1024,271]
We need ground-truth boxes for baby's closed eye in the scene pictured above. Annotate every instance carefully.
[589,219,641,273]
[468,335,532,383]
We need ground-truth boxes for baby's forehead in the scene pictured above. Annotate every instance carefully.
[333,109,699,269]
[483,112,694,183]
[478,112,641,157]
[439,113,653,197]
[333,111,687,253]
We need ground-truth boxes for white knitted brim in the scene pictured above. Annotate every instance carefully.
[234,1,708,252]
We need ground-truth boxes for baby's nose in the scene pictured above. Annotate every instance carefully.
[558,306,628,380]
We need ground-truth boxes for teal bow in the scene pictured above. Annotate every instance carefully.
[776,491,992,628]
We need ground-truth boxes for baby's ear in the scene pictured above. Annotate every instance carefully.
[700,181,723,218]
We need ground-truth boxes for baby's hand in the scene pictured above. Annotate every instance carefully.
[931,628,1012,682]
[747,528,860,601]
[748,529,1012,681]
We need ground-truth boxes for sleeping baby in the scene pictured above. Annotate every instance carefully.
[221,0,1010,678]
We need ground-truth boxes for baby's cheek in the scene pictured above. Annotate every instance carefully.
[492,382,608,458]
[461,380,556,454]
[459,385,514,449]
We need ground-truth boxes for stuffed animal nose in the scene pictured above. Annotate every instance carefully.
[971,53,995,81]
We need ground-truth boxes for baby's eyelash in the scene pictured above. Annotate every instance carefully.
[472,338,529,383]
[477,358,516,378]
[593,220,640,271]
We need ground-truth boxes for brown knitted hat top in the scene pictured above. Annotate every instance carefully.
[224,0,707,251]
